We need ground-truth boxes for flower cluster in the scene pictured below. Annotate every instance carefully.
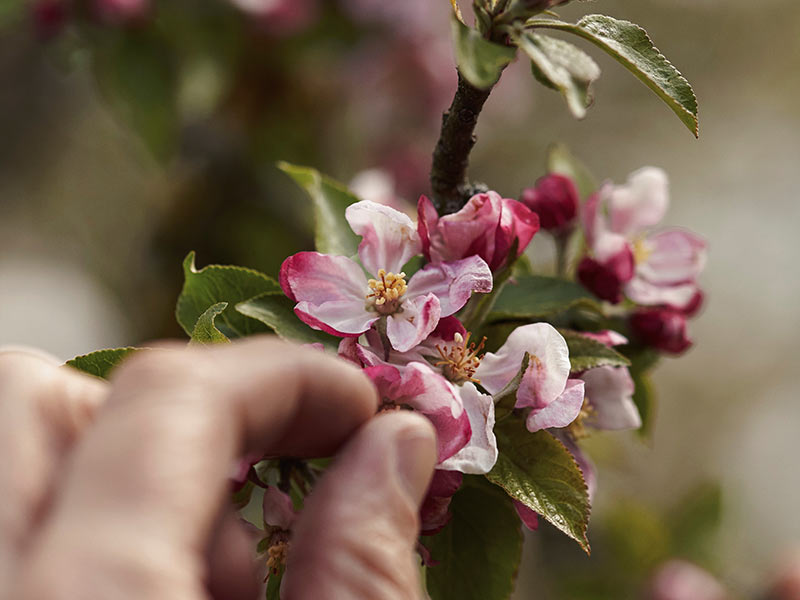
[279,191,648,538]
[525,167,707,354]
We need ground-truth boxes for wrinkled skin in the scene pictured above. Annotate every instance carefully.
[0,339,436,600]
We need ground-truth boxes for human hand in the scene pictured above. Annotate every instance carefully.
[0,339,437,600]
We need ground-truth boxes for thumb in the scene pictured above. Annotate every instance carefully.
[282,412,437,600]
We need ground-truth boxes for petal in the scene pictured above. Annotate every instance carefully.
[493,199,539,269]
[439,383,498,474]
[608,167,669,235]
[581,330,629,347]
[525,378,585,433]
[262,486,296,530]
[295,299,378,337]
[406,256,493,317]
[428,192,502,265]
[477,323,571,407]
[280,251,366,305]
[625,277,699,310]
[417,195,439,261]
[582,366,641,431]
[513,501,540,532]
[399,363,471,463]
[386,293,441,352]
[638,228,707,285]
[345,200,421,275]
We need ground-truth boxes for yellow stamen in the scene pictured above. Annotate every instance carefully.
[366,269,408,314]
[265,541,290,580]
[435,331,486,385]
[567,398,596,440]
[632,236,652,265]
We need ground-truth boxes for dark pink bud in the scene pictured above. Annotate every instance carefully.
[32,0,70,40]
[630,308,692,355]
[519,173,579,233]
[577,250,634,304]
[420,470,463,535]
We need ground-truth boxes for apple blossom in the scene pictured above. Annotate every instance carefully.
[280,201,492,352]
[475,323,585,433]
[579,167,706,309]
[418,191,540,272]
[363,362,472,465]
[520,173,580,234]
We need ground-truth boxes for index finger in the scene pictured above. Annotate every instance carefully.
[15,337,377,599]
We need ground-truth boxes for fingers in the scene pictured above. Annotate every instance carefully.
[283,412,437,600]
[15,337,377,600]
[0,350,107,583]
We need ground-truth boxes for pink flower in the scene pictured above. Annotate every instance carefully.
[475,323,585,433]
[580,167,706,309]
[364,362,472,465]
[418,192,540,272]
[342,318,499,475]
[573,331,641,432]
[281,201,492,352]
[630,308,693,355]
[519,173,580,233]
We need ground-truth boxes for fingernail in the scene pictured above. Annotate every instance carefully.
[394,422,437,505]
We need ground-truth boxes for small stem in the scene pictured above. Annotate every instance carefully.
[554,233,569,277]
[430,73,494,215]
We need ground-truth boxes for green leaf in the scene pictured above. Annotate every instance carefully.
[452,17,517,90]
[488,275,596,321]
[175,252,280,338]
[266,564,285,600]
[66,347,139,380]
[90,29,178,160]
[277,162,360,257]
[190,302,231,345]
[527,14,699,136]
[487,420,590,553]
[631,369,656,438]
[235,293,339,350]
[493,353,531,421]
[546,143,597,200]
[424,476,523,600]
[515,31,601,119]
[559,330,630,373]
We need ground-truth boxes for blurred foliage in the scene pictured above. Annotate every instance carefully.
[535,481,725,599]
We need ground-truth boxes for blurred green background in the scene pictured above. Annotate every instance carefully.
[1,0,798,597]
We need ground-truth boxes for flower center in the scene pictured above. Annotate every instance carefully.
[435,332,486,385]
[567,397,595,439]
[366,269,408,315]
[632,236,652,265]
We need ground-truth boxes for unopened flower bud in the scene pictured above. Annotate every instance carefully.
[629,308,692,355]
[520,173,579,233]
[32,0,69,40]
[577,251,634,304]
